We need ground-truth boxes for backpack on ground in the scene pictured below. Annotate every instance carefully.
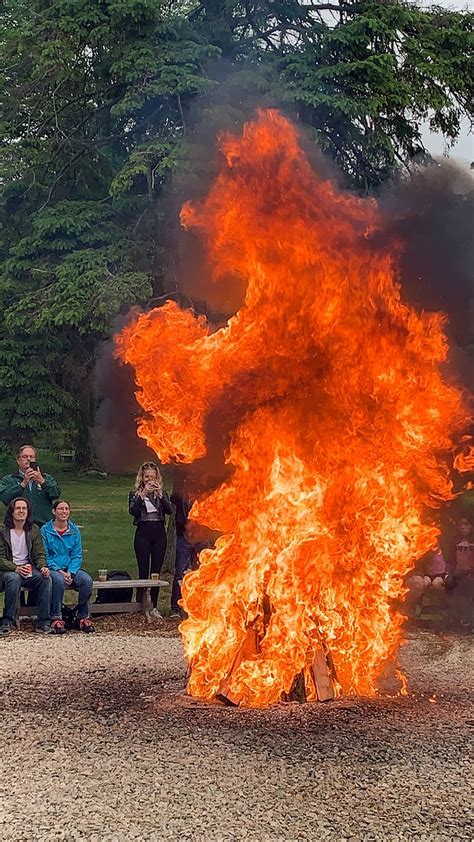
[95,570,133,604]
[62,604,79,630]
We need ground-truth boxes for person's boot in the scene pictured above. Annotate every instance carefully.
[79,618,95,633]
[35,624,54,634]
[51,619,67,635]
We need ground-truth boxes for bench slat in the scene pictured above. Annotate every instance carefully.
[90,603,143,615]
[17,579,168,589]
[92,579,168,588]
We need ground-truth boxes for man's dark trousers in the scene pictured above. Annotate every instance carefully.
[1,569,51,627]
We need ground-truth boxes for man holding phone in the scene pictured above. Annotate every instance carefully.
[0,445,61,526]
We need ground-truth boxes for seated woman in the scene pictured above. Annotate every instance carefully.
[129,461,172,619]
[405,544,447,616]
[41,499,95,634]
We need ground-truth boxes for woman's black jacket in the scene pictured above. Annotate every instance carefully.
[128,489,172,526]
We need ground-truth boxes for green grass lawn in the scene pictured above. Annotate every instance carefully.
[0,449,176,615]
[51,473,137,578]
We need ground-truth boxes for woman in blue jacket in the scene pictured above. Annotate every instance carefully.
[41,499,95,634]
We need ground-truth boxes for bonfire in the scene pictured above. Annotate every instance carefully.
[115,110,468,707]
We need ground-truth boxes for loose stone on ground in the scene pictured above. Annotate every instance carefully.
[0,619,472,841]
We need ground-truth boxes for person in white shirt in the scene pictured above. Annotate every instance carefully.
[0,497,52,635]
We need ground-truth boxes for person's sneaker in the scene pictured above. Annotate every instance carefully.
[51,619,66,635]
[79,618,95,633]
[0,623,12,636]
[150,608,164,620]
[35,624,54,634]
[169,609,181,620]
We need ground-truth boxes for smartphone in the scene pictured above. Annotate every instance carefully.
[29,461,38,471]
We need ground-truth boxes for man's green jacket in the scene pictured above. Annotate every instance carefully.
[0,473,61,526]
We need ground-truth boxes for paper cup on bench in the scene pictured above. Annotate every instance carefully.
[98,569,108,582]
[150,573,159,581]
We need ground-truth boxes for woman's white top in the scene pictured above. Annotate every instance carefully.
[144,497,158,513]
[143,496,160,521]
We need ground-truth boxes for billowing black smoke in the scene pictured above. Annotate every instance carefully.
[376,161,473,391]
[93,337,158,474]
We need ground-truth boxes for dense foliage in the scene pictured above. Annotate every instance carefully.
[1,0,472,463]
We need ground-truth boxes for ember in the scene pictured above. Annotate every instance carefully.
[115,110,469,707]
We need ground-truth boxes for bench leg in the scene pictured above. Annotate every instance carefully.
[141,588,152,624]
[15,591,21,630]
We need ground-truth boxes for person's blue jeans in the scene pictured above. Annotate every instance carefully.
[50,569,93,620]
[171,535,192,611]
[1,569,51,628]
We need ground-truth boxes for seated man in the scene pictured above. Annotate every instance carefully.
[41,500,95,634]
[0,498,52,635]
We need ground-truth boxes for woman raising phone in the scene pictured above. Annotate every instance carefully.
[129,462,172,619]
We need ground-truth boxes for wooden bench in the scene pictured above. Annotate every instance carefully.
[91,578,168,623]
[57,449,76,464]
[16,578,169,626]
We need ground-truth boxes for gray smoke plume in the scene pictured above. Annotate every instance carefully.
[93,337,158,474]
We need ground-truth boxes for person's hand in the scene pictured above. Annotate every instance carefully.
[61,570,73,585]
[144,481,156,493]
[30,468,44,485]
[21,468,35,488]
[40,567,50,578]
[17,564,31,577]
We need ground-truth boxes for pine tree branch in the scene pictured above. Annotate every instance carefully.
[177,92,187,133]
[303,3,352,12]
[37,147,88,213]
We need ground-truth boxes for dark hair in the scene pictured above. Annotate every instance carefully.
[52,499,71,512]
[4,497,34,531]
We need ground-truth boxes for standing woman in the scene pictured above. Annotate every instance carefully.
[129,462,172,619]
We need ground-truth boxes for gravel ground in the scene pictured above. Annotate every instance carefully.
[0,618,473,842]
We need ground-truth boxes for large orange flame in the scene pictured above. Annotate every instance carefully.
[115,110,469,706]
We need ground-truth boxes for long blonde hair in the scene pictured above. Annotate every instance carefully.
[134,461,163,493]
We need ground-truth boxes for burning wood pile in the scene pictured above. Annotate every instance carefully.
[115,110,468,708]
[216,611,338,706]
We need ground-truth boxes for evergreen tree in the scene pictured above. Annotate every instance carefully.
[188,0,473,189]
[0,0,215,462]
